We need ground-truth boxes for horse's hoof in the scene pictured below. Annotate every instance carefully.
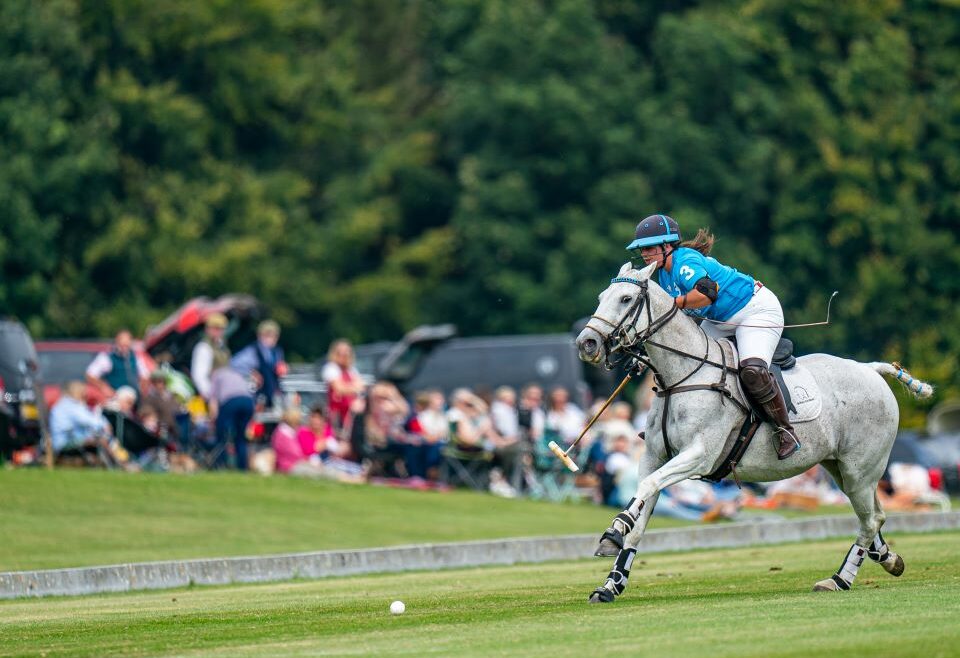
[594,538,620,557]
[594,528,624,557]
[885,554,905,577]
[588,587,616,604]
[812,578,843,592]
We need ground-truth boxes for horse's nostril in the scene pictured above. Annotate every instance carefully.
[582,338,598,355]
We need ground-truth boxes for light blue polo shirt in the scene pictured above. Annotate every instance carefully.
[657,248,755,321]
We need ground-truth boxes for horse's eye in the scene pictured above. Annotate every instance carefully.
[620,295,632,304]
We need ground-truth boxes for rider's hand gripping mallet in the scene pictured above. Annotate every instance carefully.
[549,371,635,473]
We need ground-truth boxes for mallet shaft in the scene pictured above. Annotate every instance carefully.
[565,371,633,455]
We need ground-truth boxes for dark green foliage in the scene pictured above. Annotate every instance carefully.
[1,0,957,410]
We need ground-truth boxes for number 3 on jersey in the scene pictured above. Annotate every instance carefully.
[679,265,695,281]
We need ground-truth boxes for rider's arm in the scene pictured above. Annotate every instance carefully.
[675,276,719,310]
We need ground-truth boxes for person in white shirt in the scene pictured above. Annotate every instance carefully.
[545,386,586,446]
[190,313,231,400]
[85,329,150,400]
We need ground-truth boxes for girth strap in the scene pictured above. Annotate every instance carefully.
[701,414,761,484]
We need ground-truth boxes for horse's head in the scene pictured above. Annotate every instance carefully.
[576,260,664,366]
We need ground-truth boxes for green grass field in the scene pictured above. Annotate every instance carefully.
[0,469,693,571]
[1,531,958,657]
[0,469,851,573]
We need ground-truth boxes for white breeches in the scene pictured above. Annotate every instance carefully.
[701,285,784,365]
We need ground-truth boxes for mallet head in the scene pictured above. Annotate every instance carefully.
[548,440,580,472]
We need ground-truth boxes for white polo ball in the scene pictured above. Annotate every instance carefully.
[390,600,405,615]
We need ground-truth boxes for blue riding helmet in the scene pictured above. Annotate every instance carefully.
[626,214,682,251]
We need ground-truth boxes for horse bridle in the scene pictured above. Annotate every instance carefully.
[586,276,680,369]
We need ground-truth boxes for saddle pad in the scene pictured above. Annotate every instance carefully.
[721,340,823,424]
[780,365,823,423]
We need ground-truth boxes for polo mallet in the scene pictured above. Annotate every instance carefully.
[549,370,635,473]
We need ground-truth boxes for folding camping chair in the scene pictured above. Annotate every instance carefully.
[439,443,492,491]
[527,428,580,502]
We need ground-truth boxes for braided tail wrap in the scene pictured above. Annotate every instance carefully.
[868,362,934,399]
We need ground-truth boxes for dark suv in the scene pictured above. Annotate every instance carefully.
[0,319,43,456]
[351,324,617,407]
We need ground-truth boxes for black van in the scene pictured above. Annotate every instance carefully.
[0,319,43,456]
[351,324,618,407]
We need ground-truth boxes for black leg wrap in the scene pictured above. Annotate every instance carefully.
[607,548,637,595]
[830,574,851,591]
[615,512,637,532]
[867,531,889,563]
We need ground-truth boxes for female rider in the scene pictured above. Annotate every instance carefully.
[627,214,800,459]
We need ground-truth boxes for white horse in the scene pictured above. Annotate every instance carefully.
[576,261,933,602]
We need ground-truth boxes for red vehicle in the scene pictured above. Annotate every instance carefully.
[35,339,155,409]
[143,294,264,372]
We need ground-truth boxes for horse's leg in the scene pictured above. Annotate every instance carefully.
[813,468,885,592]
[595,445,705,557]
[867,491,905,576]
[589,492,660,603]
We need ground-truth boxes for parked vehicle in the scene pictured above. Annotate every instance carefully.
[143,294,264,372]
[35,339,155,409]
[0,319,43,457]
[350,324,618,408]
[887,429,960,494]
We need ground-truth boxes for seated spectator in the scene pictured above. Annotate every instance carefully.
[139,369,182,441]
[231,319,288,409]
[878,462,950,512]
[755,466,849,510]
[49,381,125,466]
[447,388,500,454]
[322,339,366,432]
[608,442,739,521]
[518,384,546,446]
[272,407,363,482]
[297,406,364,477]
[85,329,150,401]
[545,386,586,446]
[586,401,636,475]
[105,386,138,417]
[208,365,257,470]
[602,431,638,506]
[404,391,448,481]
[489,386,523,487]
[349,381,410,477]
[654,480,740,522]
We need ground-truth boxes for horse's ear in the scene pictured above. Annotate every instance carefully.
[637,261,657,280]
[618,261,632,277]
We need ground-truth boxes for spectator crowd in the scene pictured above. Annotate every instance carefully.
[40,319,948,519]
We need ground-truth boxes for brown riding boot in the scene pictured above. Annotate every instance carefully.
[739,357,801,460]
[762,387,801,460]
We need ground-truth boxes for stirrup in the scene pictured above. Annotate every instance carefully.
[775,428,801,460]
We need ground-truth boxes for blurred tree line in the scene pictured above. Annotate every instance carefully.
[1,0,958,417]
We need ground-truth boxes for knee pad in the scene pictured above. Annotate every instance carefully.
[740,358,776,402]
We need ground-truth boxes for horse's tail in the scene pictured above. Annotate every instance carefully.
[868,361,934,399]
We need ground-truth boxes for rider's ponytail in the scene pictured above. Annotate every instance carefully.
[681,228,715,255]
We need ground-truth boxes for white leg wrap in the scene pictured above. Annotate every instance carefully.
[868,532,889,562]
[834,544,866,589]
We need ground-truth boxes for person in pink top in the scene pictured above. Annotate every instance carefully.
[271,406,365,482]
[296,406,351,461]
